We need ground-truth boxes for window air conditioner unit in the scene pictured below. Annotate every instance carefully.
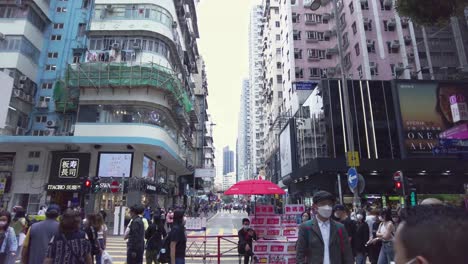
[19,75,28,82]
[18,84,25,89]
[45,129,55,136]
[46,120,57,127]
[172,21,178,28]
[408,53,415,58]
[112,43,120,49]
[366,40,374,46]
[132,43,141,50]
[13,89,21,97]
[0,33,4,41]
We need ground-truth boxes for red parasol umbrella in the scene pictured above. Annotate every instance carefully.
[224,179,286,195]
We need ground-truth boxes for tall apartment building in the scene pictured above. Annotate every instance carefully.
[0,0,211,214]
[256,0,468,182]
[222,146,235,176]
[249,4,266,178]
[237,79,252,181]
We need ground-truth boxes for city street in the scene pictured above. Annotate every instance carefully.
[107,211,247,264]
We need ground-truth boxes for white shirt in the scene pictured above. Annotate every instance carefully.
[316,217,331,264]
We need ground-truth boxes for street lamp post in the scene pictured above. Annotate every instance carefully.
[311,0,358,208]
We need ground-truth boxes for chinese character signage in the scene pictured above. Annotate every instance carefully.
[59,158,79,178]
[450,94,468,123]
[49,153,91,191]
[396,81,468,156]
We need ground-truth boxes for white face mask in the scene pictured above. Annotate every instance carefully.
[0,221,7,227]
[334,212,340,218]
[356,214,363,220]
[379,216,384,222]
[317,205,333,219]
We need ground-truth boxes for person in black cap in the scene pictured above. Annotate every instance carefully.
[238,218,257,264]
[333,204,356,247]
[21,204,60,264]
[296,191,353,264]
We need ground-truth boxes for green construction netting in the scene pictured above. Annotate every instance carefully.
[66,63,192,112]
[53,80,79,112]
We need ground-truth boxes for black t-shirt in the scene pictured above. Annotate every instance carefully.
[169,225,187,258]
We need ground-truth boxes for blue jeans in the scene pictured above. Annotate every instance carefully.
[175,258,185,264]
[355,252,367,264]
[377,242,394,264]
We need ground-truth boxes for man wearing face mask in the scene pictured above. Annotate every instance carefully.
[238,218,257,264]
[296,191,354,264]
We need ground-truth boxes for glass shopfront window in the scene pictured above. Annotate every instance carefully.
[78,105,179,141]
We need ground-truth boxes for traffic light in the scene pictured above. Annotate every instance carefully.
[393,179,403,195]
[92,176,101,193]
[82,177,92,193]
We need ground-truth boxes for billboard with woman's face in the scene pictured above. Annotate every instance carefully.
[396,81,468,156]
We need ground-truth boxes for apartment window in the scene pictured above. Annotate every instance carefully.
[309,68,322,77]
[47,52,58,58]
[73,53,81,63]
[371,64,379,76]
[295,67,304,78]
[292,13,299,23]
[357,65,363,78]
[82,0,90,8]
[293,30,301,40]
[355,43,360,56]
[35,116,47,123]
[387,41,399,54]
[294,48,302,59]
[307,49,326,59]
[340,13,346,27]
[39,96,51,102]
[26,164,39,172]
[364,20,373,31]
[306,31,324,40]
[42,82,53,89]
[291,0,296,5]
[367,40,376,53]
[288,69,291,81]
[349,2,354,14]
[274,8,279,14]
[45,64,56,71]
[275,21,280,27]
[276,48,281,55]
[342,32,349,48]
[78,23,86,37]
[32,130,46,136]
[28,151,41,158]
[277,62,282,69]
[278,91,283,99]
[305,14,322,23]
[352,22,357,35]
[53,23,64,29]
[276,34,281,41]
[361,0,369,10]
[56,7,67,13]
[344,53,351,68]
[379,0,392,10]
[51,35,62,41]
[276,75,282,83]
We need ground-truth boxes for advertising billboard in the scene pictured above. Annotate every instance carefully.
[280,124,293,177]
[142,156,156,179]
[48,152,91,191]
[97,153,133,177]
[396,81,468,156]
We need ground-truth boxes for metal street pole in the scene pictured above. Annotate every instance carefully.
[330,0,358,209]
[118,173,125,235]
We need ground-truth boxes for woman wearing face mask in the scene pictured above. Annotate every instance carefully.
[353,210,370,264]
[368,209,395,264]
[301,211,311,223]
[0,211,18,264]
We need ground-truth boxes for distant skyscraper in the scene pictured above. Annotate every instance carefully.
[237,79,252,181]
[223,146,235,176]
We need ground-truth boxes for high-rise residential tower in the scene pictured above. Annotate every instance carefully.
[222,146,235,176]
[237,79,252,181]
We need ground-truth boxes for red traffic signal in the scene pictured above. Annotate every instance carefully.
[84,179,92,188]
[395,181,402,189]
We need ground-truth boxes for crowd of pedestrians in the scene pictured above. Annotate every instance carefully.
[297,191,468,264]
[0,204,189,264]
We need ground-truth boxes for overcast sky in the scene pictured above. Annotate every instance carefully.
[197,0,260,161]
